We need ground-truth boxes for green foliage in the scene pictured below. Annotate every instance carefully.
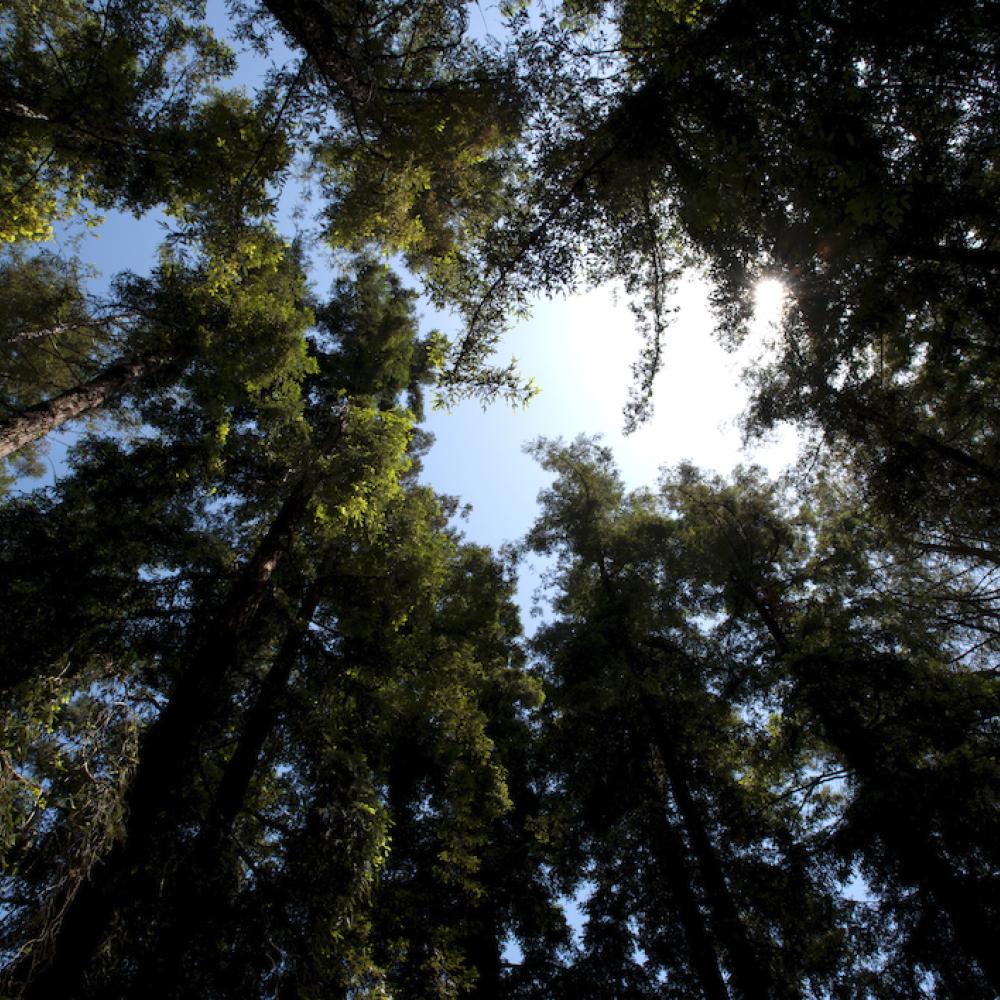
[525,437,1000,996]
[0,249,96,402]
[1,1,998,998]
[0,0,296,245]
[526,439,856,996]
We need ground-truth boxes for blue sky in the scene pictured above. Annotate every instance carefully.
[418,275,797,619]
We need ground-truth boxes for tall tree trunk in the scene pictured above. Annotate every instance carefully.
[593,552,768,998]
[18,414,347,999]
[639,691,775,1000]
[637,764,731,1000]
[134,566,331,993]
[208,572,327,840]
[262,0,368,100]
[0,352,174,460]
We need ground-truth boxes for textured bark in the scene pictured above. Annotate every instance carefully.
[0,352,172,460]
[3,314,134,347]
[2,100,50,122]
[4,324,69,344]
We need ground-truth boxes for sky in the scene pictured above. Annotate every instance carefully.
[421,277,796,547]
[418,276,798,619]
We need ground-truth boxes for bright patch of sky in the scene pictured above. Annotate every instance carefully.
[420,276,798,617]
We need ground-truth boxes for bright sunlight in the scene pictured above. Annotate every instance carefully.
[753,276,787,326]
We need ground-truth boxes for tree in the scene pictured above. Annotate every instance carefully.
[525,438,854,998]
[1,0,291,242]
[1,250,564,998]
[246,0,538,405]
[525,437,1000,997]
[660,453,1000,996]
[0,225,315,479]
[3,2,999,997]
[0,248,105,483]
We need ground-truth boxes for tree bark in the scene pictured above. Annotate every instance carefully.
[3,314,134,347]
[262,0,367,101]
[0,352,173,460]
[127,565,330,994]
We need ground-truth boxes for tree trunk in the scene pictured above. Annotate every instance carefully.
[594,558,766,998]
[210,577,326,838]
[640,692,774,1000]
[18,414,347,998]
[262,0,367,101]
[637,765,731,1000]
[0,352,173,460]
[126,566,329,994]
[3,314,134,347]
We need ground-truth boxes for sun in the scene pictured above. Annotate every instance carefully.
[753,277,787,325]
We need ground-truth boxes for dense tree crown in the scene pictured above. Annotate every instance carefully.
[1,0,997,997]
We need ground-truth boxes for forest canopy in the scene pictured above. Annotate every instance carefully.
[0,0,998,997]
